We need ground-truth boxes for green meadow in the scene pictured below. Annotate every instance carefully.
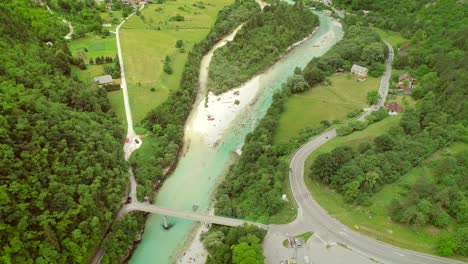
[274,73,380,143]
[119,0,233,123]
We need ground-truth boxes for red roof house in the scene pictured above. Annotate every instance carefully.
[386,102,403,114]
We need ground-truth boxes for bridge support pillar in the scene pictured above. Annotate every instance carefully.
[162,216,172,230]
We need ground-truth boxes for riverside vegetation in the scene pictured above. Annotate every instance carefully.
[208,0,319,93]
[213,21,388,223]
[102,1,262,262]
[0,2,128,263]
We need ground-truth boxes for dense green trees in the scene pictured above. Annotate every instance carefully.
[0,2,128,263]
[46,0,105,36]
[202,225,266,264]
[209,0,319,93]
[388,150,468,256]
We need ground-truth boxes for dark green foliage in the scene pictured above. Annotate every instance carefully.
[389,150,468,255]
[215,91,289,221]
[0,2,127,262]
[209,0,319,93]
[163,55,173,74]
[367,90,380,105]
[202,225,266,264]
[104,84,121,92]
[303,25,386,86]
[284,73,310,93]
[47,0,104,36]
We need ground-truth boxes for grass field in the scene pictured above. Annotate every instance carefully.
[274,73,380,143]
[119,0,233,123]
[372,27,409,49]
[69,34,118,84]
[107,90,127,130]
[302,116,467,256]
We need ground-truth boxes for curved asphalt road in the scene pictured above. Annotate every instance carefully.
[265,40,462,264]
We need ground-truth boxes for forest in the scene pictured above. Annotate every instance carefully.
[0,1,128,263]
[208,0,319,94]
[102,1,262,262]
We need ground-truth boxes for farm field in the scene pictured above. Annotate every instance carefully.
[120,0,233,123]
[274,73,379,143]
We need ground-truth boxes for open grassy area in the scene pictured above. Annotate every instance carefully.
[119,0,233,123]
[372,27,409,49]
[274,73,380,143]
[302,116,467,257]
[107,90,126,130]
[69,34,117,84]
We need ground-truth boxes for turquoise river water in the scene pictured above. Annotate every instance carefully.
[129,10,343,264]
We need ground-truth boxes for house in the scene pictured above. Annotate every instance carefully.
[93,75,113,85]
[386,102,403,115]
[397,72,417,94]
[106,2,113,9]
[45,41,53,47]
[336,67,345,73]
[351,64,368,78]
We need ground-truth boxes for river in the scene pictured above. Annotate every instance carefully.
[129,10,343,264]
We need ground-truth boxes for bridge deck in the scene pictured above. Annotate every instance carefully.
[127,203,268,229]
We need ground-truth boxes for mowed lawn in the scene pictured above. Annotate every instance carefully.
[274,73,379,143]
[303,116,467,256]
[120,0,233,123]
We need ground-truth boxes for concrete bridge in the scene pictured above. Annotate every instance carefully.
[124,202,268,229]
[117,168,267,230]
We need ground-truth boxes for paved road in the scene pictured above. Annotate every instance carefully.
[358,39,393,121]
[90,6,144,263]
[263,41,461,264]
[115,10,144,160]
